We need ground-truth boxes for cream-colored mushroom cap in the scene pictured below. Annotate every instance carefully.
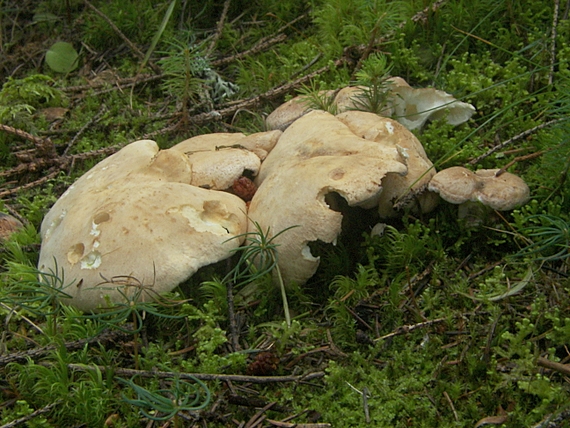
[169,131,283,189]
[389,80,476,130]
[336,110,438,217]
[173,130,281,160]
[428,166,530,210]
[38,140,248,311]
[249,110,408,286]
[428,166,479,205]
[473,169,530,210]
[265,96,313,131]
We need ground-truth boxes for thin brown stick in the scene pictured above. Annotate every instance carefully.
[443,390,459,422]
[0,400,62,428]
[211,13,308,68]
[0,170,60,199]
[212,33,288,68]
[0,124,57,157]
[68,363,325,384]
[207,0,231,55]
[83,0,160,74]
[0,146,119,199]
[63,104,107,155]
[0,326,133,367]
[245,402,275,428]
[549,0,560,85]
[494,150,547,176]
[537,356,570,376]
[227,278,241,352]
[468,119,564,166]
[267,423,331,428]
[63,73,163,93]
[374,317,446,341]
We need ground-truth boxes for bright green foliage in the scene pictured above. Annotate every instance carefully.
[119,376,210,421]
[0,75,66,129]
[1,0,570,426]
[7,351,111,426]
[312,0,406,56]
[349,53,394,115]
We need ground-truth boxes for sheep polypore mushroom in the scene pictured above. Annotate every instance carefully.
[265,79,475,132]
[428,166,530,211]
[169,131,282,191]
[249,110,408,286]
[336,110,438,217]
[386,77,476,131]
[38,140,248,311]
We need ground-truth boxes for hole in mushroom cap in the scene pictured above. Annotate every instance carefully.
[306,239,356,285]
[324,190,380,244]
[80,251,102,269]
[93,212,110,224]
[67,243,85,264]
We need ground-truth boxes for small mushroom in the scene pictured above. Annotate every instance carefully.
[249,110,408,286]
[265,97,313,131]
[38,140,249,311]
[428,166,530,213]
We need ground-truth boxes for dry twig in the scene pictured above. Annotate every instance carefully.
[83,0,161,73]
[549,0,561,85]
[375,317,446,341]
[537,356,570,376]
[468,119,564,166]
[207,0,231,55]
[0,400,62,428]
[68,363,325,384]
[0,326,133,367]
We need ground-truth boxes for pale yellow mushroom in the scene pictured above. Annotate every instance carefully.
[249,110,408,286]
[38,140,248,311]
[336,110,438,217]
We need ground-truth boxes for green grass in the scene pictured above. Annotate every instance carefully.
[0,0,569,426]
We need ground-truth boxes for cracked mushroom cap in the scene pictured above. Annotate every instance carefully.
[249,110,408,286]
[428,166,530,211]
[169,131,283,189]
[38,140,248,311]
[336,110,438,217]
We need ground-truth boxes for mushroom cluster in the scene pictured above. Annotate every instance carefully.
[265,77,476,132]
[38,134,278,311]
[37,80,529,311]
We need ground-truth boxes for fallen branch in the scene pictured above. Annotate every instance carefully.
[83,0,161,74]
[206,0,231,55]
[0,326,133,367]
[267,421,331,428]
[0,400,62,428]
[68,363,325,384]
[537,356,570,376]
[549,0,561,85]
[468,119,564,165]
